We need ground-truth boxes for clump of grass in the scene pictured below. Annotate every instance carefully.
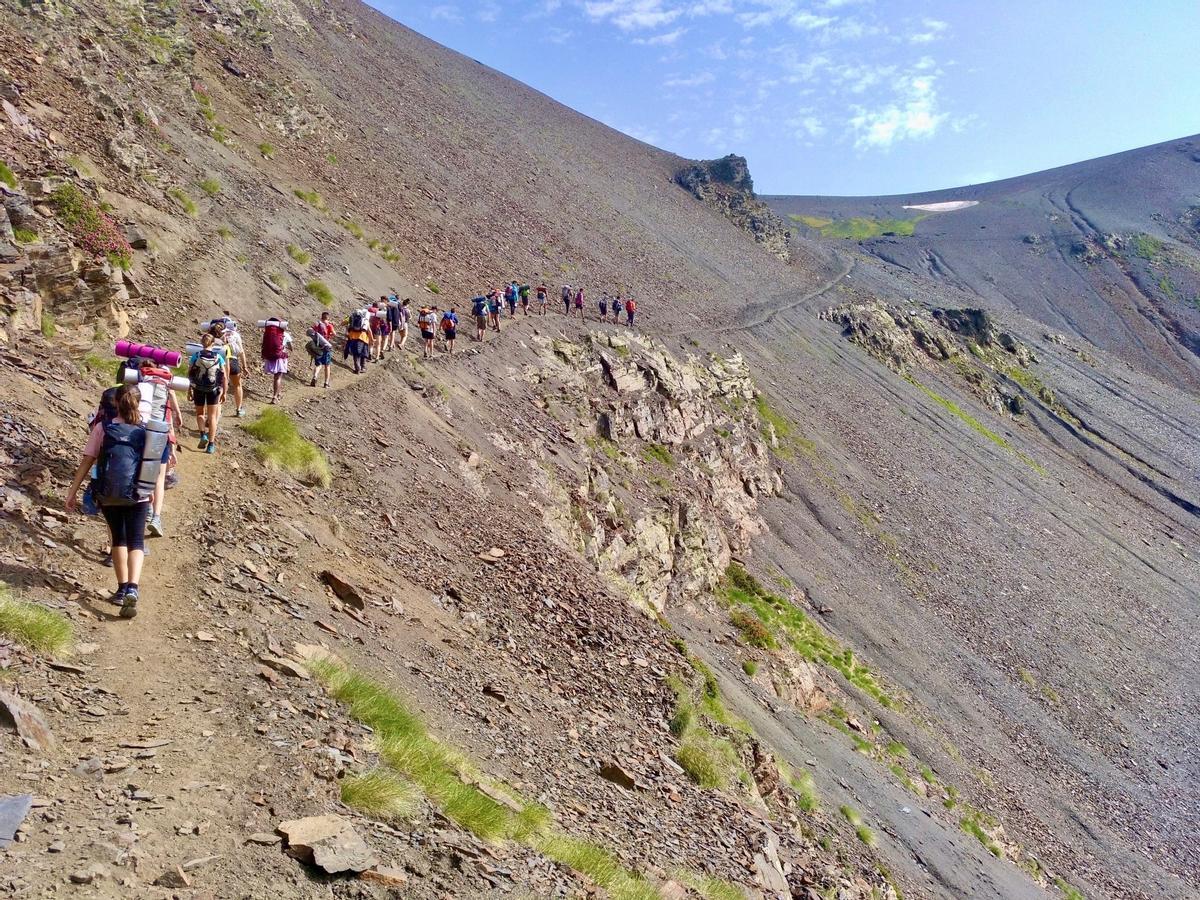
[293,188,326,210]
[913,381,1044,474]
[426,279,441,294]
[211,123,230,145]
[666,668,745,791]
[0,160,16,189]
[1055,877,1086,900]
[741,659,758,677]
[339,219,364,240]
[720,564,893,707]
[257,142,275,159]
[0,587,73,655]
[960,807,1003,858]
[199,177,221,197]
[244,408,331,487]
[13,227,38,244]
[1131,233,1162,260]
[168,187,198,217]
[840,805,876,846]
[326,152,338,164]
[679,872,747,900]
[340,769,421,821]
[641,443,674,466]
[216,226,233,240]
[730,608,776,649]
[81,352,116,382]
[886,741,908,757]
[40,313,56,338]
[268,272,288,291]
[779,761,818,812]
[535,834,660,900]
[305,281,333,306]
[287,244,311,265]
[677,731,739,790]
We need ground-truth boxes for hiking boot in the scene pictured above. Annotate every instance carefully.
[146,514,164,538]
[206,442,217,455]
[309,377,317,387]
[119,588,139,619]
[197,433,209,450]
[236,407,246,417]
[106,586,128,606]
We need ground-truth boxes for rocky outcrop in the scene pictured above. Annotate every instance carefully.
[535,331,781,613]
[675,155,791,262]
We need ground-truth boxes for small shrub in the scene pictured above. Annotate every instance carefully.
[1131,233,1162,260]
[305,280,334,307]
[51,183,134,267]
[199,177,221,197]
[293,188,326,210]
[244,408,331,487]
[287,244,311,265]
[340,769,420,821]
[168,187,198,217]
[339,219,364,240]
[12,227,38,244]
[0,587,73,655]
[0,160,16,189]
[730,607,777,649]
[426,279,441,294]
[326,152,338,164]
[40,313,56,338]
[258,142,275,159]
[741,659,758,676]
[677,732,738,790]
[641,443,674,466]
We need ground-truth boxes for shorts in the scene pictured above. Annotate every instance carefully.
[420,330,435,341]
[101,501,150,551]
[263,358,288,375]
[475,314,487,329]
[194,389,220,408]
[229,358,242,377]
[443,329,456,341]
[314,350,332,366]
[599,304,608,315]
[378,322,391,336]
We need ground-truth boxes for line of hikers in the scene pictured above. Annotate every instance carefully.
[60,280,641,620]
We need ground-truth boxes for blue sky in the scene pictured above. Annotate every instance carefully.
[366,1,1200,196]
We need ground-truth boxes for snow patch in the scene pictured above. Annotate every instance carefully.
[902,200,979,212]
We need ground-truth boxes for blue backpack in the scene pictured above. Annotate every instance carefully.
[472,296,487,317]
[94,423,146,506]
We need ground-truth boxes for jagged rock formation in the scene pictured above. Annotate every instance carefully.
[675,155,791,261]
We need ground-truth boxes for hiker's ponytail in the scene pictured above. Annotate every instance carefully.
[116,384,142,425]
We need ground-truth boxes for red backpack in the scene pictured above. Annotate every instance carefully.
[262,323,286,360]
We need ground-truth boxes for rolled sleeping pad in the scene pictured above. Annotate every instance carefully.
[135,419,171,502]
[113,341,182,368]
[184,341,203,357]
[200,317,237,332]
[120,369,190,392]
[256,320,288,329]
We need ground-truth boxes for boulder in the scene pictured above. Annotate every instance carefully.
[277,814,377,874]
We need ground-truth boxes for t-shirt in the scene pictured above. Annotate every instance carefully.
[313,320,335,340]
[223,330,245,362]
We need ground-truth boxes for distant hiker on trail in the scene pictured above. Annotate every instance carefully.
[86,386,121,568]
[345,307,371,374]
[189,333,226,455]
[574,286,585,320]
[136,357,182,539]
[472,295,488,342]
[307,311,335,388]
[561,284,571,315]
[398,298,412,349]
[368,299,386,361]
[598,293,608,323]
[624,296,637,327]
[487,290,502,332]
[505,281,518,317]
[418,305,437,359]
[612,294,623,324]
[519,283,531,315]
[217,318,248,417]
[261,317,289,404]
[536,283,548,315]
[65,384,151,619]
[385,294,401,352]
[441,307,459,354]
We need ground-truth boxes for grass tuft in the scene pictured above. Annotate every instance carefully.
[1055,877,1086,900]
[339,219,364,240]
[840,804,876,845]
[199,177,221,197]
[676,732,738,790]
[641,443,675,466]
[168,187,198,217]
[244,408,331,487]
[426,279,441,294]
[216,226,233,240]
[679,872,746,900]
[0,587,73,655]
[257,142,275,159]
[913,381,1045,475]
[287,244,311,265]
[741,659,758,677]
[293,188,326,210]
[305,280,333,306]
[13,227,38,244]
[41,313,56,338]
[730,608,777,649]
[535,834,660,900]
[788,768,819,813]
[0,160,16,189]
[340,769,421,821]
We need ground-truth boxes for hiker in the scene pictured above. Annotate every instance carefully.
[561,284,571,315]
[574,286,585,320]
[261,317,289,403]
[519,283,531,315]
[65,384,151,619]
[418,305,437,359]
[135,357,183,538]
[536,283,548,316]
[625,296,637,327]
[188,333,226,454]
[612,294,623,324]
[472,295,488,342]
[599,293,609,323]
[345,307,371,374]
[441,307,459,354]
[397,299,411,349]
[487,290,501,332]
[308,310,335,388]
[219,317,248,417]
[385,294,401,352]
[367,299,384,361]
[86,386,121,568]
[501,281,514,317]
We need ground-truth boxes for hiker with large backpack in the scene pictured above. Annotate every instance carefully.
[216,317,248,418]
[188,333,226,454]
[65,384,152,619]
[417,305,438,359]
[385,294,401,352]
[261,317,289,403]
[344,307,371,374]
[487,290,502,332]
[307,310,336,388]
[599,293,609,323]
[561,284,571,315]
[136,357,183,538]
[441,307,459,355]
[504,282,518,317]
[472,295,488,342]
[536,283,548,316]
[574,286,585,320]
[519,283,531,316]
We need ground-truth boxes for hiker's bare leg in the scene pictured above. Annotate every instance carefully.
[111,546,129,585]
[127,548,144,585]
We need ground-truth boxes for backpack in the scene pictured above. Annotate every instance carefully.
[472,297,487,317]
[262,323,286,360]
[441,314,455,332]
[189,352,221,391]
[136,378,169,421]
[94,423,147,506]
[306,328,332,357]
[349,310,366,332]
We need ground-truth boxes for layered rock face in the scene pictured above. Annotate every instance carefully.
[675,155,791,262]
[532,330,780,613]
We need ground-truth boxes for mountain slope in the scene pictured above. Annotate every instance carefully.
[0,3,1197,900]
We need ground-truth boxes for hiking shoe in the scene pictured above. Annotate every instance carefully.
[206,442,217,455]
[146,514,164,538]
[197,433,209,450]
[119,589,139,619]
[309,377,317,387]
[106,586,128,606]
[164,471,179,489]
[236,407,246,417]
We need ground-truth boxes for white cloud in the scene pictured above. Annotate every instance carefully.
[428,4,462,23]
[909,17,948,44]
[583,0,682,29]
[634,27,687,44]
[849,67,947,149]
[663,70,716,87]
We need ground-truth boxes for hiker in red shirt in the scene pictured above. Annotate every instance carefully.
[624,296,637,327]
